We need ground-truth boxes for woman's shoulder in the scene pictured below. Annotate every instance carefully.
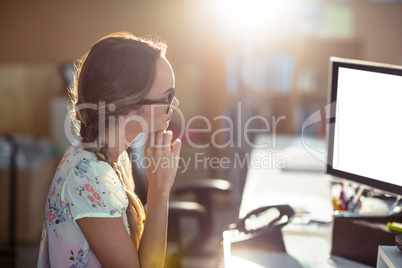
[61,147,123,193]
[57,144,94,170]
[57,144,115,176]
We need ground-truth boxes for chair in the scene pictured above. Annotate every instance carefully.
[126,133,231,267]
[0,134,18,268]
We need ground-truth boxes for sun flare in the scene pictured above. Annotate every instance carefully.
[216,0,297,37]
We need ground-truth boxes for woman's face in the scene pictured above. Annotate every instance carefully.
[125,57,179,135]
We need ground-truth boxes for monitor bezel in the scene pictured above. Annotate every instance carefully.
[326,57,402,195]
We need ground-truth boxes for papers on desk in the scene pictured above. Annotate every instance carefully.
[240,170,334,223]
[225,251,372,268]
[226,249,302,268]
[240,136,333,224]
[224,232,373,268]
[280,137,326,173]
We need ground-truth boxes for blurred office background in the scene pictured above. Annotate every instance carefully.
[1,0,402,267]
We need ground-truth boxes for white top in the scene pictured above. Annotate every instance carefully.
[37,144,134,267]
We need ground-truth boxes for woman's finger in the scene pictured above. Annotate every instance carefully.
[145,132,156,151]
[154,130,165,148]
[172,139,182,156]
[163,131,173,149]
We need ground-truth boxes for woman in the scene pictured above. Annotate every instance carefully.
[38,32,181,267]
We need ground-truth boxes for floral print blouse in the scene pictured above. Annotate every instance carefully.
[37,144,135,267]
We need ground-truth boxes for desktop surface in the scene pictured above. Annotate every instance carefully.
[224,135,373,268]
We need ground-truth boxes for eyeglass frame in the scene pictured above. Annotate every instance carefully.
[135,88,175,114]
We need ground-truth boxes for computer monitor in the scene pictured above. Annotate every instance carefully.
[326,57,402,196]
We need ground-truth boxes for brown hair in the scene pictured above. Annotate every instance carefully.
[69,32,167,249]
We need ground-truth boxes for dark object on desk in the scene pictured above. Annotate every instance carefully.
[230,205,294,253]
[236,205,294,235]
[331,212,402,267]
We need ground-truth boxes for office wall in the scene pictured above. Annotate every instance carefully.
[0,0,211,63]
[0,0,214,136]
[1,0,402,137]
[355,1,402,65]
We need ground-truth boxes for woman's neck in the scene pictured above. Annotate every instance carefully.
[106,127,141,164]
[108,145,125,164]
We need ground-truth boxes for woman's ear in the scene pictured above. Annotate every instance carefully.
[123,109,139,123]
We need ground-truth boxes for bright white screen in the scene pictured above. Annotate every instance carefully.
[333,67,402,187]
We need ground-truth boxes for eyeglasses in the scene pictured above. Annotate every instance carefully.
[136,88,175,114]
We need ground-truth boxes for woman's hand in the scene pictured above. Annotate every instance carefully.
[144,130,181,196]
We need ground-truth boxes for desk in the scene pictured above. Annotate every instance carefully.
[223,135,372,268]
